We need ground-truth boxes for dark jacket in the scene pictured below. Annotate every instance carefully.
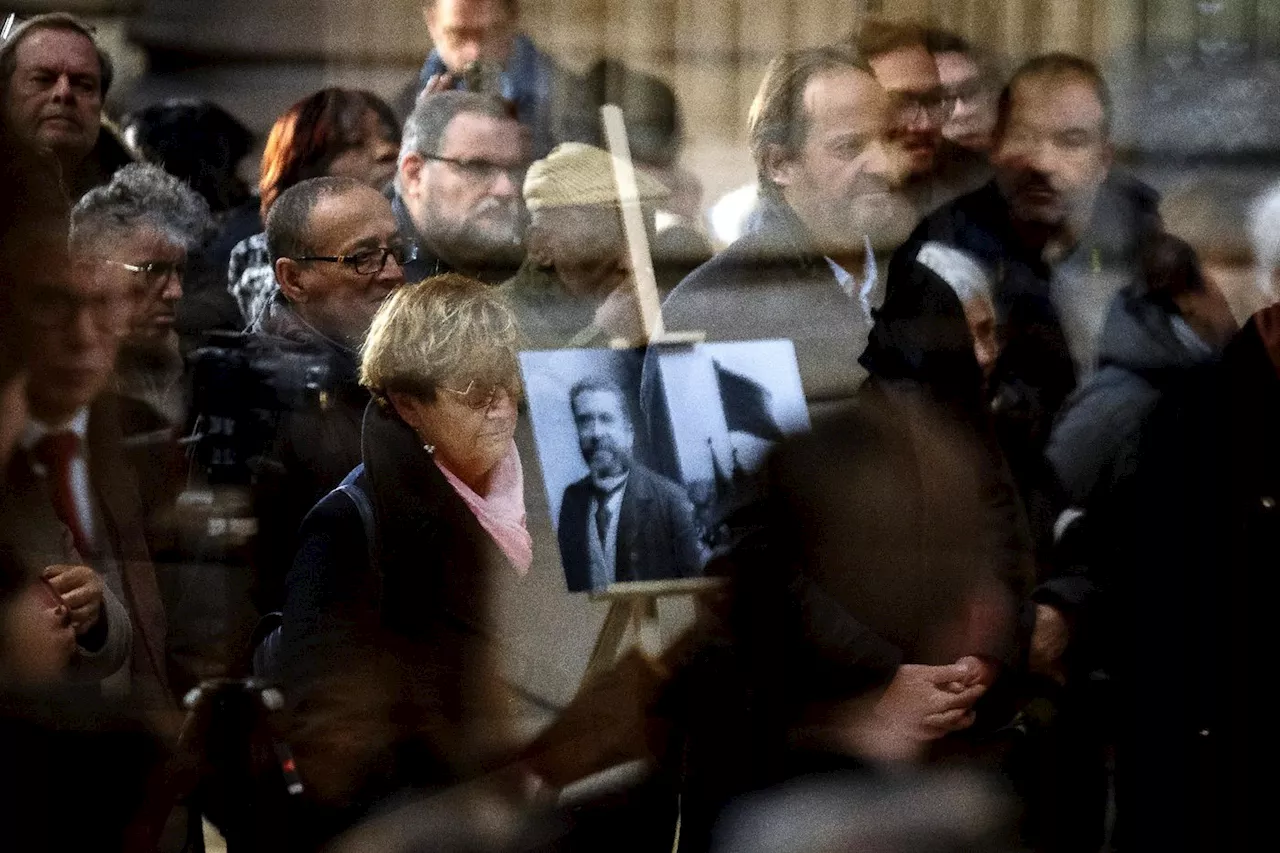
[558,462,702,592]
[663,385,1033,852]
[280,401,511,845]
[1065,311,1280,851]
[910,173,1164,436]
[248,297,369,614]
[414,34,577,158]
[659,195,981,421]
[0,394,170,708]
[1047,290,1217,506]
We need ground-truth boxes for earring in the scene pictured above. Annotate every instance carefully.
[423,443,436,454]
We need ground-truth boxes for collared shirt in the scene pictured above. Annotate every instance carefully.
[20,407,95,551]
[586,474,628,589]
[825,239,883,370]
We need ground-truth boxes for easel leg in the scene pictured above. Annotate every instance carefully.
[632,596,661,657]
[580,600,634,686]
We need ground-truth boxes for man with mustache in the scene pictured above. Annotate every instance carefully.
[558,379,701,592]
[245,177,409,615]
[661,45,981,416]
[395,91,529,284]
[0,13,129,199]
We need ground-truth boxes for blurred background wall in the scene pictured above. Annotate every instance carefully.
[8,0,1280,215]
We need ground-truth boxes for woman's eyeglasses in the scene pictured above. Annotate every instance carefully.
[439,379,520,413]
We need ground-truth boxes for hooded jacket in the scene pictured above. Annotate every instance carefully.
[1047,291,1216,506]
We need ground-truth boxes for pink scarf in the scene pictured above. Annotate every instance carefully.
[436,440,534,574]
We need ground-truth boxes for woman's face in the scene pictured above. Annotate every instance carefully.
[395,381,519,489]
[326,108,400,192]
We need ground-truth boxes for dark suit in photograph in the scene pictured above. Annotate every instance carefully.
[558,462,703,592]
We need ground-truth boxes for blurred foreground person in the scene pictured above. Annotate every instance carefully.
[502,141,669,347]
[0,12,131,199]
[1047,181,1280,853]
[395,91,529,283]
[228,88,401,326]
[279,275,530,848]
[650,387,1028,853]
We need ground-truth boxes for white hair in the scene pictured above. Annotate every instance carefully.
[1235,181,1280,325]
[915,241,992,306]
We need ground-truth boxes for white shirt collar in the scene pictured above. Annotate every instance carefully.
[825,236,882,317]
[20,407,90,452]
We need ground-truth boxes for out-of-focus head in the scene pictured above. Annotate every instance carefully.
[1242,180,1280,325]
[70,163,212,351]
[991,54,1112,232]
[361,273,520,486]
[1160,179,1260,333]
[398,90,528,271]
[569,378,634,481]
[259,88,400,220]
[21,243,129,427]
[750,45,916,255]
[524,142,668,298]
[423,0,518,73]
[0,13,110,173]
[3,125,69,469]
[916,242,999,377]
[267,176,407,346]
[1135,232,1237,351]
[924,29,1000,154]
[855,20,950,178]
[120,99,254,213]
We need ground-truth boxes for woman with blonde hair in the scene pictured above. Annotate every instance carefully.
[277,273,531,847]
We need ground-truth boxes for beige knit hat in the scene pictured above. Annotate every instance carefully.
[523,142,670,211]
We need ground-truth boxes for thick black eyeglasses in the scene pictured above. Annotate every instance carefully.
[294,245,418,275]
[424,154,528,184]
[887,88,957,124]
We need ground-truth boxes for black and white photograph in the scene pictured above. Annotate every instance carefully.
[519,340,808,593]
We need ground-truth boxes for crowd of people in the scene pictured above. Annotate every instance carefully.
[2,3,1277,852]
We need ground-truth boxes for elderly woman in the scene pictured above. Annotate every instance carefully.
[279,273,530,844]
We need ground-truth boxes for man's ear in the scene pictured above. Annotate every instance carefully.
[762,144,797,189]
[524,220,555,267]
[400,152,426,199]
[275,257,307,304]
[422,5,439,38]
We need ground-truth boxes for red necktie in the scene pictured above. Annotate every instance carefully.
[33,432,92,559]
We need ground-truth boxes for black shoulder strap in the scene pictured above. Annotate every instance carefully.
[336,481,381,608]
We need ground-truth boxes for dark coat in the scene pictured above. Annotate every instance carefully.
[557,462,702,592]
[662,384,1033,852]
[659,196,982,421]
[248,297,369,614]
[280,401,512,844]
[0,394,170,707]
[1061,313,1280,851]
[1047,290,1216,506]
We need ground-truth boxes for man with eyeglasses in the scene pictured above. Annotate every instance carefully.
[854,20,991,217]
[395,91,529,285]
[71,164,212,428]
[243,176,408,616]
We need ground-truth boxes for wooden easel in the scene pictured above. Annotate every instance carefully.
[576,106,726,688]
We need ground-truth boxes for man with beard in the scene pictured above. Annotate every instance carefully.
[394,91,528,284]
[501,141,672,348]
[661,45,980,419]
[246,177,409,614]
[558,379,701,592]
